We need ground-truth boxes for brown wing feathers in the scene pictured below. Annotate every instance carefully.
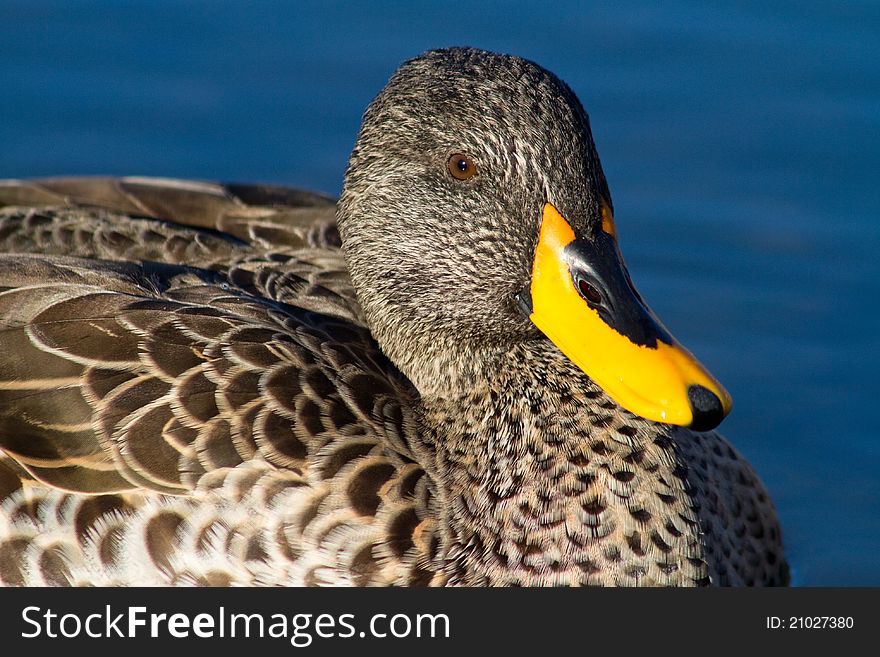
[0,176,339,252]
[0,178,439,586]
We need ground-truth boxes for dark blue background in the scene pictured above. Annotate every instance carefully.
[1,0,877,585]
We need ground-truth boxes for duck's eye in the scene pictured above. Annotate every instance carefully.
[448,153,477,180]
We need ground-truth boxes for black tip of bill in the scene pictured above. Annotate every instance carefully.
[687,385,726,432]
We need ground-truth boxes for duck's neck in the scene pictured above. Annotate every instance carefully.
[418,339,710,586]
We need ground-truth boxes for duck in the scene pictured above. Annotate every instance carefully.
[0,47,787,586]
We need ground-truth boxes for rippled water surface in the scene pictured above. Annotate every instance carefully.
[1,0,878,584]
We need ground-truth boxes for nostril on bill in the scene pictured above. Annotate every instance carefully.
[687,384,725,431]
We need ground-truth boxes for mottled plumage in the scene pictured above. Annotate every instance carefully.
[0,48,787,586]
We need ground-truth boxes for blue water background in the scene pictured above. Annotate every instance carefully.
[1,1,878,584]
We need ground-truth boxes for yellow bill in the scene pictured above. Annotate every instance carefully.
[520,203,732,430]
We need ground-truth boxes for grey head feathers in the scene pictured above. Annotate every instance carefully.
[338,47,610,396]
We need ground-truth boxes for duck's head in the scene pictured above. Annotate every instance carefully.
[339,47,731,431]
